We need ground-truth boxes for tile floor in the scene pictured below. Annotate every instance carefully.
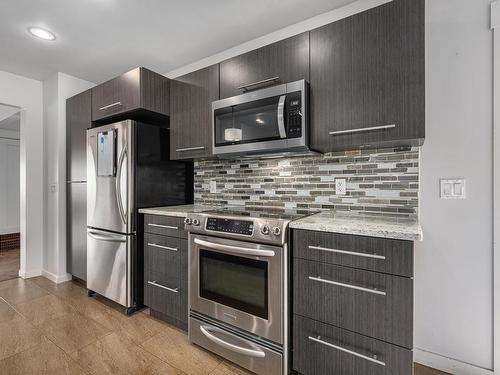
[0,277,450,375]
[0,248,20,282]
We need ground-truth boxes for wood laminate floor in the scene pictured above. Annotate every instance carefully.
[0,277,450,375]
[0,248,19,282]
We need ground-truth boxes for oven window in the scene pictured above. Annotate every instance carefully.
[199,249,268,319]
[214,95,283,147]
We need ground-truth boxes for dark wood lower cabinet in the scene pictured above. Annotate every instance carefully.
[143,215,188,331]
[293,315,413,375]
[293,258,413,348]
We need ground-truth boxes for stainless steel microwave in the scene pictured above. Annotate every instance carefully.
[212,80,309,157]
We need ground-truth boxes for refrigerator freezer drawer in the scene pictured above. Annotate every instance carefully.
[87,228,133,307]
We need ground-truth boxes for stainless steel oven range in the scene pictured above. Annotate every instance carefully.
[186,207,308,375]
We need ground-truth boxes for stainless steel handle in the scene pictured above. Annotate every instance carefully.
[194,238,275,257]
[200,325,266,358]
[148,223,178,230]
[237,76,280,91]
[329,124,396,136]
[147,281,178,293]
[277,94,287,138]
[116,146,127,225]
[147,243,178,252]
[308,276,386,296]
[88,230,126,243]
[176,146,206,152]
[308,245,386,260]
[308,336,386,367]
[99,101,122,111]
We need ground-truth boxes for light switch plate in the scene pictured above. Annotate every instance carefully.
[209,180,217,194]
[440,178,465,199]
[336,178,346,195]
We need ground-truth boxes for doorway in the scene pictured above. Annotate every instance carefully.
[0,105,21,282]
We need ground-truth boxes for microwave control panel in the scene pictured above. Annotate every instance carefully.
[286,91,303,138]
[206,218,254,236]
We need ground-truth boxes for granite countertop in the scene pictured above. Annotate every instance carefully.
[138,204,218,218]
[290,210,422,241]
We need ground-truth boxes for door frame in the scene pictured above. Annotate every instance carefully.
[492,2,500,373]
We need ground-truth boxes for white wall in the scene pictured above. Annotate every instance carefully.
[164,0,496,373]
[414,0,494,372]
[43,72,94,282]
[0,70,44,277]
[0,137,20,235]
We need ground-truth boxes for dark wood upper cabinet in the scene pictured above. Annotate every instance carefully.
[219,32,309,99]
[310,0,425,152]
[67,89,92,182]
[169,65,219,160]
[92,67,170,123]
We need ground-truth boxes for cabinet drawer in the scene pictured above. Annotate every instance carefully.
[144,214,187,238]
[293,259,412,348]
[293,315,413,375]
[144,278,185,324]
[144,234,184,288]
[144,236,188,325]
[293,230,413,277]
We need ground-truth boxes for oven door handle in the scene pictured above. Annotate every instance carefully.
[277,94,287,138]
[194,238,275,257]
[200,325,266,358]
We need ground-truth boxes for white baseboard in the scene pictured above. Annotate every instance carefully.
[41,270,72,284]
[414,348,493,375]
[18,269,42,279]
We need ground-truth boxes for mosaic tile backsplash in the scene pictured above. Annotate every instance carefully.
[194,147,419,217]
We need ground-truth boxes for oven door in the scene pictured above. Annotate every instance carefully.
[190,234,283,344]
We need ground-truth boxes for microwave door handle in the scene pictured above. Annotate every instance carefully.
[277,94,287,138]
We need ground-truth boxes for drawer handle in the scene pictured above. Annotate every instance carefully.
[147,281,178,293]
[176,146,206,152]
[308,276,386,296]
[308,245,386,260]
[148,223,178,230]
[308,336,386,367]
[147,243,178,252]
[329,124,396,136]
[237,76,280,91]
[99,101,122,111]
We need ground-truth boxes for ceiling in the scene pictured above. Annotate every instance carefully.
[0,0,356,83]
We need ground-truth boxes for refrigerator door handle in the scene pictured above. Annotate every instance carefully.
[88,230,126,243]
[116,146,127,225]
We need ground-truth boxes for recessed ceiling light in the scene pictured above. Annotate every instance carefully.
[27,26,56,41]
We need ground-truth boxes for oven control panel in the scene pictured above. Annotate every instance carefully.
[206,217,254,236]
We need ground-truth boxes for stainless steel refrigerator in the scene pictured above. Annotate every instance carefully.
[86,120,192,313]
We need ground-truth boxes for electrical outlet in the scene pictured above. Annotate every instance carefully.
[336,178,346,195]
[209,180,217,194]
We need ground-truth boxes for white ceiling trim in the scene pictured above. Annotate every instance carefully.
[165,0,392,78]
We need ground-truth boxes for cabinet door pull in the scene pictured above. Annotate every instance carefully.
[308,336,386,367]
[308,245,386,260]
[147,223,178,230]
[147,281,178,293]
[237,76,280,91]
[176,146,206,152]
[99,102,122,111]
[308,276,386,296]
[329,124,396,136]
[147,243,178,252]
